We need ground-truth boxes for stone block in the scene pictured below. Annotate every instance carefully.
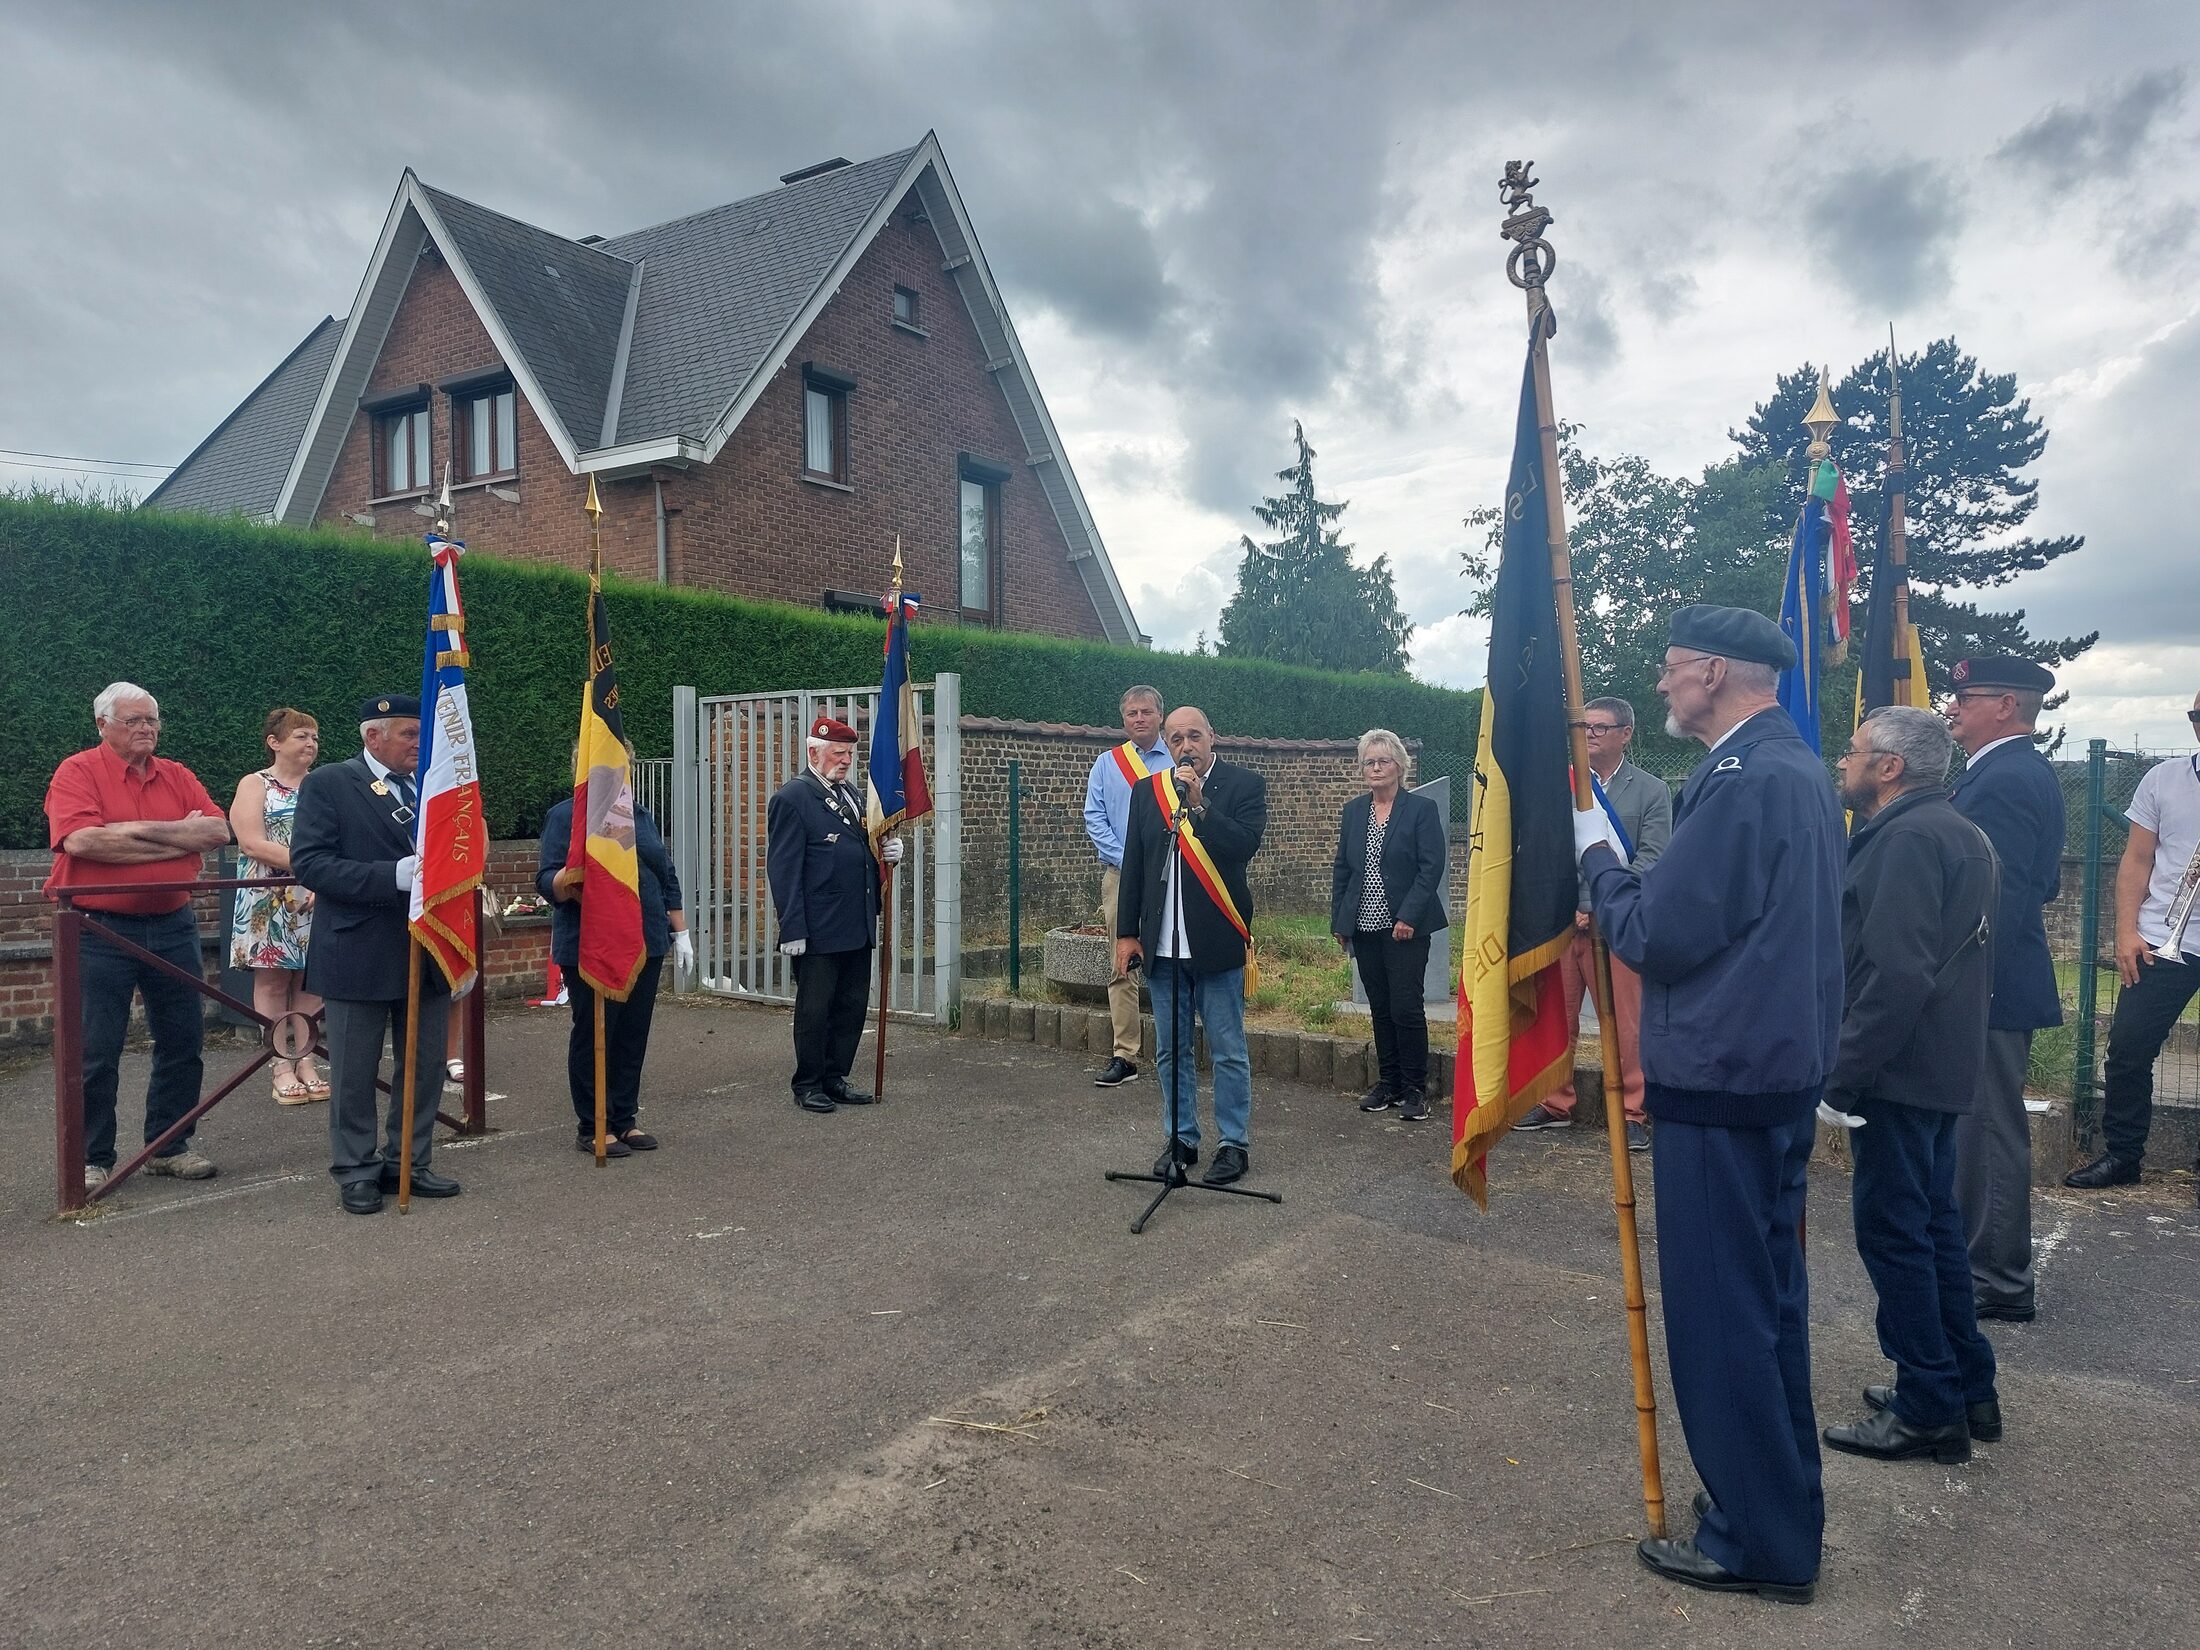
[982,997,1009,1039]
[1007,1001,1035,1042]
[1140,1017,1156,1059]
[1033,1004,1060,1047]
[1427,1047,1453,1100]
[1297,1036,1336,1091]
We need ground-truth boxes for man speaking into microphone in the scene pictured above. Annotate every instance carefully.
[1116,707,1268,1185]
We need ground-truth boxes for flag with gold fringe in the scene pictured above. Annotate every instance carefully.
[565,478,646,1000]
[1453,325,1577,1208]
[408,530,483,993]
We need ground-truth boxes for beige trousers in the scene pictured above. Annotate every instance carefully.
[1100,864,1141,1061]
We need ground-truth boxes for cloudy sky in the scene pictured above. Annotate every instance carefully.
[5,0,2196,746]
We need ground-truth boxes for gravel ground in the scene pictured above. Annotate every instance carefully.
[3,995,2195,1650]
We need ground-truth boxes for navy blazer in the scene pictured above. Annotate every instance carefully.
[1950,737,2065,1031]
[1330,788,1449,937]
[765,771,880,954]
[1117,759,1268,974]
[1586,707,1846,1124]
[291,754,452,1004]
[535,798,683,969]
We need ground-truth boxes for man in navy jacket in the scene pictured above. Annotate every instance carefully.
[1945,656,2065,1322]
[1575,606,1844,1606]
[766,717,902,1113]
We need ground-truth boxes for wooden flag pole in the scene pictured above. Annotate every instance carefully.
[594,992,610,1166]
[873,859,894,1102]
[1501,161,1666,1540]
[398,938,423,1213]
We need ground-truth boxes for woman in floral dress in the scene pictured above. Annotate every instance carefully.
[228,708,323,1103]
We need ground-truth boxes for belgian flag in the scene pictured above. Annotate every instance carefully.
[565,479,646,1000]
[1452,322,1578,1207]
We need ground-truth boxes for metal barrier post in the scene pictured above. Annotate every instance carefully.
[931,673,962,1026]
[1007,758,1022,996]
[52,902,87,1215]
[2073,737,2107,1141]
[671,685,700,995]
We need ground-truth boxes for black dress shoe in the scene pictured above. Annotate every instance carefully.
[1973,1297,2036,1324]
[1094,1058,1140,1088]
[1864,1383,2002,1442]
[2064,1152,2141,1189]
[379,1165,462,1197]
[1153,1140,1197,1178]
[1823,1405,1970,1464]
[340,1181,383,1216]
[827,1081,875,1106]
[1636,1536,1814,1605]
[795,1090,838,1114]
[618,1129,659,1151]
[1204,1144,1249,1185]
[576,1133,634,1158]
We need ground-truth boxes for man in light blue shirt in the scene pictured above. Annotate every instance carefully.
[1083,685,1170,1086]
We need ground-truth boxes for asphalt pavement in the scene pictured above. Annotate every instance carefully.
[3,997,2195,1650]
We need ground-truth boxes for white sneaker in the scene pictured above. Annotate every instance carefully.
[84,1164,109,1190]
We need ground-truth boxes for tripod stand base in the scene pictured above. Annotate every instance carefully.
[1103,1166,1283,1234]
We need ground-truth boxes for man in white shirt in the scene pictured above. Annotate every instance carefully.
[2066,688,2200,1200]
[1082,686,1170,1088]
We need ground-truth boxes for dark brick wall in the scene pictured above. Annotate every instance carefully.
[315,190,1110,642]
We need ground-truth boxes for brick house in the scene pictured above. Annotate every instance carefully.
[148,134,1144,645]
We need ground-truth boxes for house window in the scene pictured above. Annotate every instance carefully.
[960,477,996,617]
[892,285,919,326]
[459,386,517,479]
[378,404,431,495]
[801,364,855,484]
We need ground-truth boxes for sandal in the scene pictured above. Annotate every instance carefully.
[299,1060,332,1100]
[619,1128,659,1152]
[273,1063,313,1106]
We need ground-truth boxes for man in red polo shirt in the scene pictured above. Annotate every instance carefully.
[46,682,232,1189]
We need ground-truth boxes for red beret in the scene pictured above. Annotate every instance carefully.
[808,715,859,744]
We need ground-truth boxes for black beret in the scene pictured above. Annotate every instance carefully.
[1668,604,1797,672]
[359,693,421,721]
[1952,656,2054,693]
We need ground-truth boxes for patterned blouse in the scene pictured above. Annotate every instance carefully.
[1358,810,1393,932]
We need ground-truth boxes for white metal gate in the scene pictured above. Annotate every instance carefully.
[669,676,961,1024]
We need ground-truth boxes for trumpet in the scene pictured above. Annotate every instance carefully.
[2153,836,2200,962]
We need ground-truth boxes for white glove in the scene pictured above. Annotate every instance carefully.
[672,931,695,975]
[1571,805,1624,865]
[881,836,906,864]
[395,854,418,890]
[1817,1099,1866,1130]
[780,938,807,957]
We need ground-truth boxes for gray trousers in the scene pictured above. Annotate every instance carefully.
[1953,1028,2033,1312]
[324,994,450,1186]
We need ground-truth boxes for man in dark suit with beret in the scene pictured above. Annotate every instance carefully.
[766,716,902,1113]
[291,694,461,1214]
[1575,605,1845,1606]
[1944,655,2065,1322]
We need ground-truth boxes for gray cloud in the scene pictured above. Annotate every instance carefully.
[1802,161,1964,313]
[1996,69,2188,188]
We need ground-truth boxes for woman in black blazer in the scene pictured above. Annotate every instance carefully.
[1331,729,1449,1120]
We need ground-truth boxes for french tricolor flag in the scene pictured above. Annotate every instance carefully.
[410,532,483,993]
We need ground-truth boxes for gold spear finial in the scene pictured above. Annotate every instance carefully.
[1802,368,1840,462]
[583,473,603,524]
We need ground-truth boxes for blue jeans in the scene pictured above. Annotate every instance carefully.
[1851,1098,1998,1426]
[76,908,206,1169]
[1147,956,1250,1151]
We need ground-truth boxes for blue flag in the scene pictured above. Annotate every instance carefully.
[1777,492,1832,754]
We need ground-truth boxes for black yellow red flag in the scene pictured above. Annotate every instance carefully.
[1452,323,1578,1207]
[565,477,646,1000]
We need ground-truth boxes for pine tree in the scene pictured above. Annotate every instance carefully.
[1218,422,1413,675]
[1731,338,2096,693]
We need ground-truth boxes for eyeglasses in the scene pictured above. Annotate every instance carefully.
[1947,690,2008,707]
[1360,756,1398,769]
[2188,711,2200,725]
[113,715,161,730]
[1582,721,1624,736]
[1656,654,1717,680]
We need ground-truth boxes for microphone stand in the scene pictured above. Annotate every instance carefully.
[1105,769,1283,1234]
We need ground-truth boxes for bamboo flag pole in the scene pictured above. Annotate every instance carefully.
[584,476,611,1166]
[872,535,906,1104]
[1499,162,1666,1540]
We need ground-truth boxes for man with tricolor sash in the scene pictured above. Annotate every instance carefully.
[1082,685,1170,1088]
[1115,707,1268,1186]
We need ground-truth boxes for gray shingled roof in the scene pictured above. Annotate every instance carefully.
[418,183,636,451]
[146,316,342,517]
[599,147,916,444]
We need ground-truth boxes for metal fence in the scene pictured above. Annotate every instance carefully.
[631,757,671,838]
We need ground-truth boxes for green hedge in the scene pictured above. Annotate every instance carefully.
[1,496,1481,848]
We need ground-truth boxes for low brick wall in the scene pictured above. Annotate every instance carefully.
[959,717,1443,943]
[0,840,557,1046]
